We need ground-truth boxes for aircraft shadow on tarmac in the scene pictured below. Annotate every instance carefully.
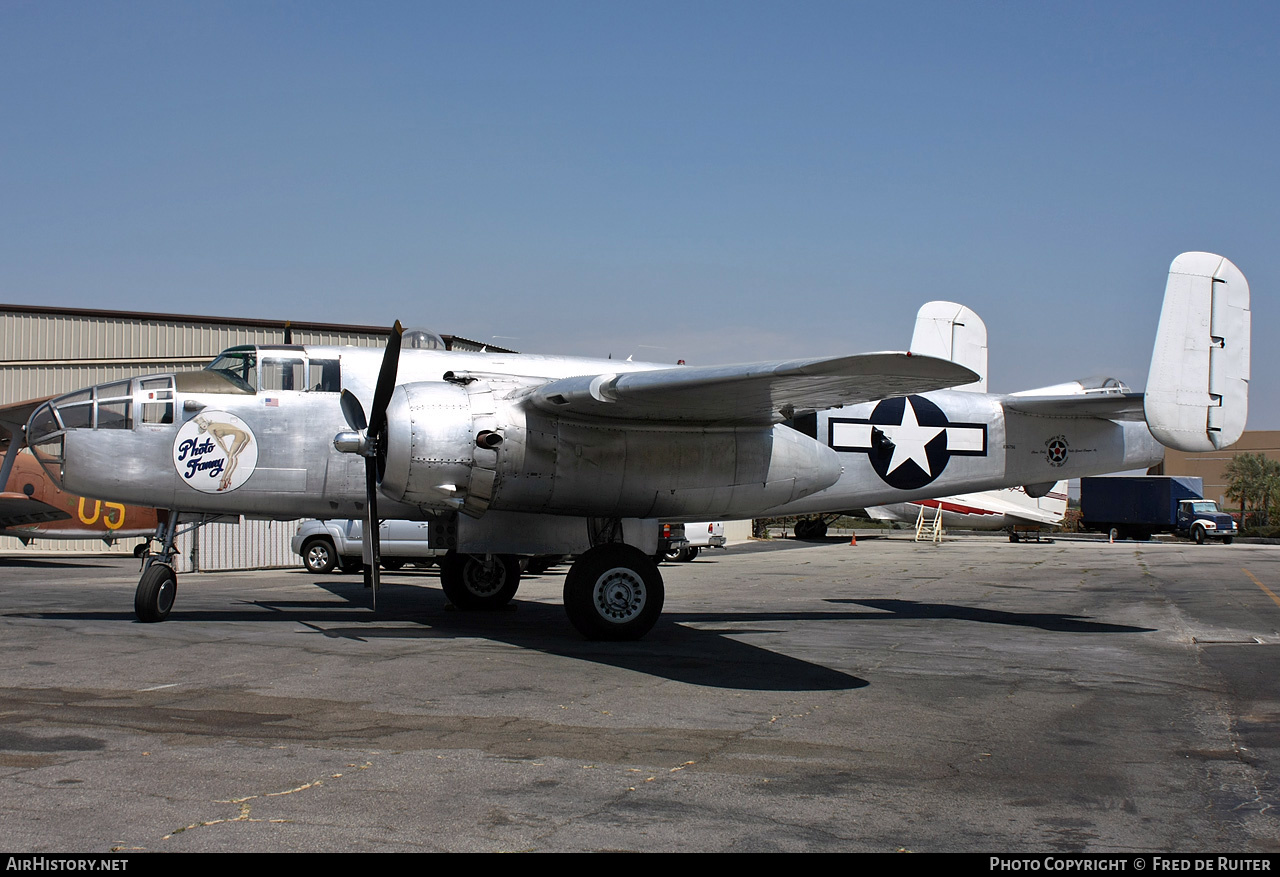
[8,574,1154,691]
[9,573,865,692]
[825,598,1155,634]
[0,557,127,569]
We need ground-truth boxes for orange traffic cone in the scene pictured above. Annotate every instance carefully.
[849,531,857,546]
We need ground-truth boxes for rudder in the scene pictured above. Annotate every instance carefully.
[1145,252,1250,452]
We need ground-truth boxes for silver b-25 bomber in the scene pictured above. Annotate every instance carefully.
[24,252,1250,640]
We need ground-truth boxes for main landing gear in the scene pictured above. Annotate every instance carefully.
[563,544,664,641]
[438,545,663,640]
[438,550,521,610]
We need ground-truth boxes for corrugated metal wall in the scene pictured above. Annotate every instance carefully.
[173,518,302,572]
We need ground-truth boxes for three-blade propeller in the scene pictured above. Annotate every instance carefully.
[335,321,404,610]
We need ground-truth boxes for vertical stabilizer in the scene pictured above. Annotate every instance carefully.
[910,301,988,392]
[1145,253,1250,452]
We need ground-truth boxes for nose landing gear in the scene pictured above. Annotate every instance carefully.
[133,512,212,623]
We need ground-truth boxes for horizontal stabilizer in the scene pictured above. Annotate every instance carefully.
[532,353,979,424]
[1145,252,1250,451]
[1004,392,1147,421]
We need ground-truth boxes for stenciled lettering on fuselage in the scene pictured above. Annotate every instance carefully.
[828,395,987,490]
[171,411,259,493]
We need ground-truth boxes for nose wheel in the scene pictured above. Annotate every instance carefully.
[133,511,199,622]
[135,563,177,622]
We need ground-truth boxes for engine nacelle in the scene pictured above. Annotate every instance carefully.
[380,382,479,511]
[380,377,842,520]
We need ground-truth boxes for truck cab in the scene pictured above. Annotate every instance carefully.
[1175,500,1237,544]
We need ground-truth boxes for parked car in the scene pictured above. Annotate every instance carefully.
[292,519,442,573]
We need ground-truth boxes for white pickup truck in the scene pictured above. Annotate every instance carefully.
[292,519,441,574]
[662,522,727,562]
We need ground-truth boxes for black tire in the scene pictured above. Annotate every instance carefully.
[439,551,520,610]
[340,557,365,575]
[685,546,700,561]
[302,537,337,574]
[563,544,664,641]
[381,559,406,571]
[135,563,177,623]
[1108,527,1120,542]
[1193,525,1206,545]
[663,545,685,562]
[1223,536,1234,545]
[793,519,811,539]
[1008,531,1019,543]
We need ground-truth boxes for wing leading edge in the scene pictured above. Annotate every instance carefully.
[530,352,979,424]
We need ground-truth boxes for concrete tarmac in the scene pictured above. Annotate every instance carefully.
[1,535,1277,852]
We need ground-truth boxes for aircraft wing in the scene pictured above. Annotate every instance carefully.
[530,353,979,424]
[0,492,69,527]
[0,396,54,442]
[1003,392,1147,421]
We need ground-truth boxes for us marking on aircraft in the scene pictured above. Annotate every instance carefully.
[23,252,1250,640]
[794,298,1069,540]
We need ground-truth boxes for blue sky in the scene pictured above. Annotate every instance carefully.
[3,1,1276,424]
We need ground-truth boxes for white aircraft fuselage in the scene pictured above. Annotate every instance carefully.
[26,348,1158,529]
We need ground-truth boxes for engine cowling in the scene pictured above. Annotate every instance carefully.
[379,382,481,512]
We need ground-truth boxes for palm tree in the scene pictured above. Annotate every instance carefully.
[1224,453,1279,531]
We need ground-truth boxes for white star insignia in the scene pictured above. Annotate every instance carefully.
[879,397,944,476]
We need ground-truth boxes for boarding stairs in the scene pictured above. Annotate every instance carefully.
[914,504,943,544]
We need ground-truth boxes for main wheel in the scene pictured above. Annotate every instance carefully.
[439,551,520,610]
[302,537,337,574]
[135,563,177,623]
[684,546,700,561]
[1223,536,1234,545]
[1193,525,1206,545]
[663,545,687,562]
[339,557,365,575]
[563,544,664,641]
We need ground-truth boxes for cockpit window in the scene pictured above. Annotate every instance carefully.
[205,347,258,393]
[55,389,94,429]
[140,377,174,424]
[260,357,305,392]
[308,360,341,392]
